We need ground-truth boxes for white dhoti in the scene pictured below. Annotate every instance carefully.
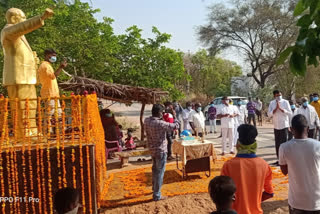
[233,123,239,147]
[221,128,234,153]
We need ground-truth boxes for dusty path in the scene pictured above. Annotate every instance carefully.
[102,102,287,214]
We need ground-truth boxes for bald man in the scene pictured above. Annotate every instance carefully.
[1,8,53,137]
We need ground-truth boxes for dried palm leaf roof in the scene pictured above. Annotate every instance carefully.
[59,76,168,104]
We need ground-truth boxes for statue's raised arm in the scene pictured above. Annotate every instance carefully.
[1,8,53,137]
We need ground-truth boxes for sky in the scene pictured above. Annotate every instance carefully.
[81,0,245,68]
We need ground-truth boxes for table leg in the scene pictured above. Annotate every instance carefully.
[121,156,129,168]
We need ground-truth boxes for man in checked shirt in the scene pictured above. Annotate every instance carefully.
[144,104,180,201]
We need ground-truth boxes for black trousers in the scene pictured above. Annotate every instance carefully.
[274,128,288,158]
[308,129,315,139]
[248,114,256,126]
[166,132,173,157]
[289,205,320,214]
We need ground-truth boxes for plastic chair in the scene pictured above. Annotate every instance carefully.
[105,140,122,160]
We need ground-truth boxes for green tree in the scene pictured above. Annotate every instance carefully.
[277,0,320,75]
[0,0,186,100]
[198,0,298,88]
[184,50,242,98]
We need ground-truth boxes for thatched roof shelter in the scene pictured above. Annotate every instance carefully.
[59,76,168,104]
[59,76,169,141]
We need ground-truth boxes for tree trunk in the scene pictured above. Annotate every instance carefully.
[140,103,146,141]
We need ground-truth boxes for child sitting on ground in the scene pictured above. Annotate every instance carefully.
[54,187,81,214]
[209,176,237,214]
[125,128,136,150]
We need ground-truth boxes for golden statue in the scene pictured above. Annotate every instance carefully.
[1,8,54,137]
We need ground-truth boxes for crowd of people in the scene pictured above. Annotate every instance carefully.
[142,89,320,213]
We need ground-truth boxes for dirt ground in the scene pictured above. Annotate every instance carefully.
[101,193,289,214]
[101,102,288,214]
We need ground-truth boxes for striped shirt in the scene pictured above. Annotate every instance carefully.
[144,117,179,155]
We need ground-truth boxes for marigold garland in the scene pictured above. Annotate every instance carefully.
[37,97,43,214]
[0,94,106,213]
[0,98,8,213]
[13,98,20,213]
[71,95,77,189]
[61,97,67,187]
[77,96,86,213]
[46,98,53,214]
[102,157,289,208]
[5,100,13,214]
[54,98,62,189]
[26,99,36,214]
[22,99,29,213]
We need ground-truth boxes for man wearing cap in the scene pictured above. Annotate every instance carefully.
[297,97,320,139]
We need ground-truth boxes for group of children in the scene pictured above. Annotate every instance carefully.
[118,125,136,150]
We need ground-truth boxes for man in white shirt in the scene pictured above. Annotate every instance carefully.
[288,100,297,140]
[296,97,320,139]
[268,90,292,166]
[255,98,263,126]
[279,114,320,213]
[233,100,246,147]
[182,102,194,131]
[189,103,205,137]
[217,97,237,155]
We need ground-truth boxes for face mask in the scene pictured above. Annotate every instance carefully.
[105,113,112,117]
[276,96,282,101]
[49,56,57,63]
[314,97,319,102]
[290,105,295,110]
[64,204,80,214]
[187,107,192,111]
[197,107,202,112]
[210,104,214,107]
[303,102,308,107]
[225,100,229,104]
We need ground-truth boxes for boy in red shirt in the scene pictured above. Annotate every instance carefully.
[221,124,273,214]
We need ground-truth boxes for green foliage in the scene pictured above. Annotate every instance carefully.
[278,0,320,75]
[184,49,242,98]
[0,0,186,100]
[198,0,297,88]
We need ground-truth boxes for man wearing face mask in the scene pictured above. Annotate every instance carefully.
[38,49,67,134]
[182,102,194,131]
[233,100,246,147]
[268,90,292,166]
[311,93,320,140]
[38,49,67,101]
[208,102,217,134]
[217,97,237,155]
[189,103,206,137]
[296,97,320,139]
[288,100,297,140]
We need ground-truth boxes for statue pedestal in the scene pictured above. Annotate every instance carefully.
[0,143,97,214]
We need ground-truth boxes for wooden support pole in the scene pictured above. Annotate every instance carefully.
[140,103,146,141]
